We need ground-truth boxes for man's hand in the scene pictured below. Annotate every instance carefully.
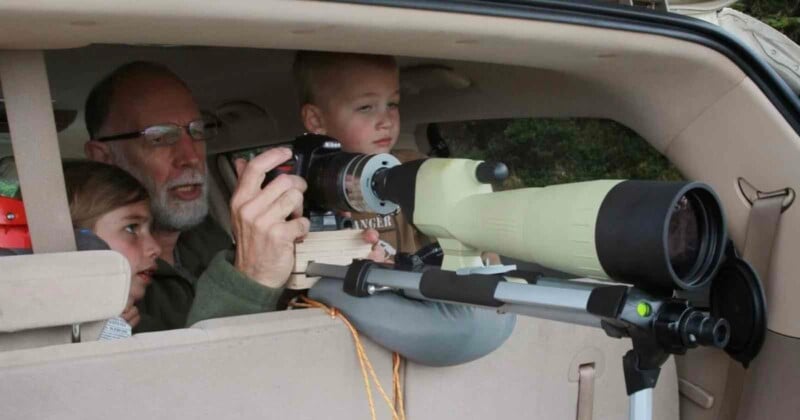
[231,148,311,288]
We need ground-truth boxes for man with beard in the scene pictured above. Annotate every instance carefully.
[83,61,344,332]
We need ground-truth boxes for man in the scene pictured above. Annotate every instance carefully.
[83,61,379,332]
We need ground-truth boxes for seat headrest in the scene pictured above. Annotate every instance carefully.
[0,250,129,332]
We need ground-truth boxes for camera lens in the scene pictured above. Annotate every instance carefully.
[304,152,357,212]
[667,194,702,279]
[667,187,724,290]
[304,152,400,214]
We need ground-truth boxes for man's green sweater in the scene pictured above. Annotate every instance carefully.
[134,218,284,332]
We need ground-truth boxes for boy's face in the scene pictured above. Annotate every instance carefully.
[308,62,400,154]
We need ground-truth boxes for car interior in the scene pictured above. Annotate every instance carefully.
[0,1,798,419]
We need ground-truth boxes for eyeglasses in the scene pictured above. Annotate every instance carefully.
[94,118,219,146]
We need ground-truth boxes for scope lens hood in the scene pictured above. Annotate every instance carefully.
[596,181,726,296]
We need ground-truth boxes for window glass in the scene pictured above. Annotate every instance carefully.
[435,118,682,190]
[0,136,11,160]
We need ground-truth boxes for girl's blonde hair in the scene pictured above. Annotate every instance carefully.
[63,161,149,230]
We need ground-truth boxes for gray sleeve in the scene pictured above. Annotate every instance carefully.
[308,277,516,367]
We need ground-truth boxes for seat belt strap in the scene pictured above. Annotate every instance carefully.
[0,50,76,254]
[742,194,785,281]
[576,363,595,420]
[718,191,785,419]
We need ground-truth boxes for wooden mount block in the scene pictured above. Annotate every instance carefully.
[286,229,373,290]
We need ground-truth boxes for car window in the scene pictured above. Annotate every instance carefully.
[433,118,683,190]
[0,135,12,159]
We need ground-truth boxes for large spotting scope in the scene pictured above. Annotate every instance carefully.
[291,134,726,298]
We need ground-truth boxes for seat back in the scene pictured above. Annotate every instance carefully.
[0,250,129,351]
[0,307,679,419]
[0,310,399,420]
[406,316,678,419]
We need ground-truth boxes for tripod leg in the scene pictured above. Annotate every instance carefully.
[622,347,664,420]
[629,388,653,420]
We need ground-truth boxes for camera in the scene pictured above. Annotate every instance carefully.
[264,133,401,231]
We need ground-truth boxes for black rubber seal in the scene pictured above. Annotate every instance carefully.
[418,268,504,307]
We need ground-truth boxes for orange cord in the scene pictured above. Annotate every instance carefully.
[393,353,406,420]
[293,296,406,420]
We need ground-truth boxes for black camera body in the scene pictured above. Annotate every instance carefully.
[263,134,355,231]
[262,134,340,187]
[265,133,402,214]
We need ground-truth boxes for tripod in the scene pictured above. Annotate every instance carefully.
[307,261,731,420]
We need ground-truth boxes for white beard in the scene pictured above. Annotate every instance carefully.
[112,149,209,231]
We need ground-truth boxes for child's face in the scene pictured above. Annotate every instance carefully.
[313,63,400,154]
[93,201,161,304]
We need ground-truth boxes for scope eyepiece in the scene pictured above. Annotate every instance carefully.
[654,301,730,353]
[683,310,730,348]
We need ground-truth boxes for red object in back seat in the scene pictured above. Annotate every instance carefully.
[0,196,31,249]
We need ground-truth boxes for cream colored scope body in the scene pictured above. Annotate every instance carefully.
[369,158,726,297]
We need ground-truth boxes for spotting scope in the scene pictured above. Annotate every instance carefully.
[292,134,726,298]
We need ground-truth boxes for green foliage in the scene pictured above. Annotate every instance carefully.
[432,3,800,190]
[440,119,683,189]
[734,0,800,44]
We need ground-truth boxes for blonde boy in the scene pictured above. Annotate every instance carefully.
[294,51,429,256]
[294,52,515,365]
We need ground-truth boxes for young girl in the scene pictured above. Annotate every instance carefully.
[63,161,161,330]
